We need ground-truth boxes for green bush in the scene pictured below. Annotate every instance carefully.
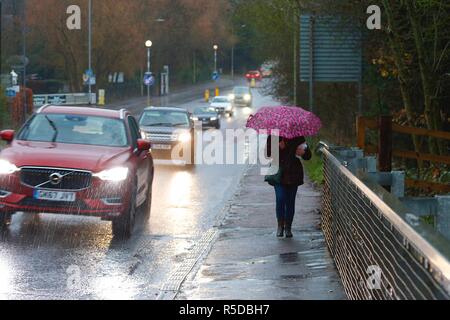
[303,137,325,185]
[303,153,324,185]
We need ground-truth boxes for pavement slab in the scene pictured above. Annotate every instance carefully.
[179,165,346,300]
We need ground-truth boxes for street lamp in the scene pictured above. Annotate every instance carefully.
[145,40,153,106]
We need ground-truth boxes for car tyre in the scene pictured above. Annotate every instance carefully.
[112,181,137,239]
[141,170,153,220]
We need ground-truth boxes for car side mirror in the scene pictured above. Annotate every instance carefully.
[137,139,151,151]
[0,130,15,143]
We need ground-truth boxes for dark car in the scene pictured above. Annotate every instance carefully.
[193,107,221,129]
[139,107,195,165]
[0,105,154,238]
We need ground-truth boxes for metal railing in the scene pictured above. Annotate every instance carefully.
[321,146,450,300]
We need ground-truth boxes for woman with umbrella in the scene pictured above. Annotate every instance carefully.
[246,106,321,238]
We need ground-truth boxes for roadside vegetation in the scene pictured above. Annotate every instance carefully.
[0,88,9,134]
[233,0,450,195]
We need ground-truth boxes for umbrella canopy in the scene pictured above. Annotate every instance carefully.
[246,106,322,139]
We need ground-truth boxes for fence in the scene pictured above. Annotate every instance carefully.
[357,116,450,193]
[321,146,450,300]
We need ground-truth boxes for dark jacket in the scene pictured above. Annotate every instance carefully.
[266,136,312,187]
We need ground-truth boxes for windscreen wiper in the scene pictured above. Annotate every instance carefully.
[45,115,59,142]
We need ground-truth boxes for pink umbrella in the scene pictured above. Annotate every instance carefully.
[246,106,322,139]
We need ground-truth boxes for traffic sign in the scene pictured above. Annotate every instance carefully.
[212,71,220,81]
[144,72,155,86]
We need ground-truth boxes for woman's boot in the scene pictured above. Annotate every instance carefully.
[277,219,285,237]
[285,222,293,238]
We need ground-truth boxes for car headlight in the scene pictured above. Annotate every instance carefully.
[228,94,235,100]
[192,117,199,121]
[178,132,192,143]
[94,167,129,182]
[0,160,19,175]
[244,94,252,101]
[210,117,218,121]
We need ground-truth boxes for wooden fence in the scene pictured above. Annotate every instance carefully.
[357,116,450,193]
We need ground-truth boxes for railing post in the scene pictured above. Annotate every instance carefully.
[436,195,450,241]
[378,116,393,172]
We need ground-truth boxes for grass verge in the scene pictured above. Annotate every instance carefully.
[303,153,324,185]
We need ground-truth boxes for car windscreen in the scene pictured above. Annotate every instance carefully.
[139,110,190,127]
[194,107,217,114]
[18,114,129,147]
[234,87,249,94]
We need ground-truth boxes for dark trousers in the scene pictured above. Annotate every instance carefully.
[274,184,298,224]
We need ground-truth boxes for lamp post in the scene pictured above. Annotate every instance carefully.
[145,40,153,106]
[213,44,218,74]
[88,0,92,104]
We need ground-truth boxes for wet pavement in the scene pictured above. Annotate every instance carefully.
[178,165,346,300]
[0,80,285,300]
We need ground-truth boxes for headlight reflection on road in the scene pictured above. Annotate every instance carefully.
[169,171,194,209]
[93,275,138,300]
[0,257,13,299]
[242,107,253,116]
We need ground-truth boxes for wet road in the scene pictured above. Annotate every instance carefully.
[0,83,278,300]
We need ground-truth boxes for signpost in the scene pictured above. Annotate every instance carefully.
[300,15,363,113]
[144,72,155,87]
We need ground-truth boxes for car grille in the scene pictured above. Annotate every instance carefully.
[20,167,92,191]
[147,133,178,143]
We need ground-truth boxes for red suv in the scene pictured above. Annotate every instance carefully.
[0,105,154,238]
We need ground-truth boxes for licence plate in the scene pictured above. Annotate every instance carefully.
[33,190,76,202]
[152,144,172,150]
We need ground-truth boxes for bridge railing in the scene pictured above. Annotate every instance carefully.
[320,144,450,300]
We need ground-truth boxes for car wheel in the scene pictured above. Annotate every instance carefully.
[112,181,137,239]
[0,212,12,229]
[215,122,221,130]
[141,170,153,220]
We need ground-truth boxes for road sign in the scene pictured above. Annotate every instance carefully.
[144,72,155,86]
[33,96,46,107]
[6,89,16,97]
[212,71,220,81]
[48,95,67,105]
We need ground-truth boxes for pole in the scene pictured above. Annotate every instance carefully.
[147,46,151,106]
[309,16,315,113]
[231,25,234,80]
[0,1,2,77]
[293,12,298,106]
[378,116,393,172]
[88,0,92,105]
[231,45,234,80]
[214,49,217,73]
[22,0,27,124]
